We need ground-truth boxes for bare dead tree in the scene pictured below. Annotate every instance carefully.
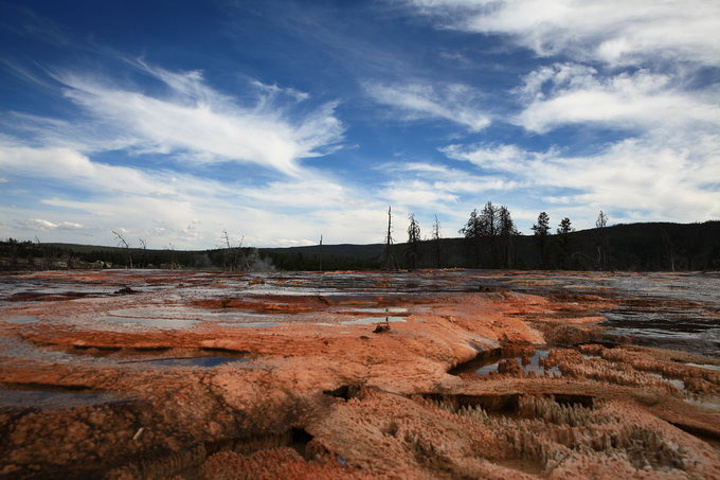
[319,234,323,272]
[222,230,246,272]
[381,206,397,270]
[166,243,180,270]
[595,211,609,270]
[112,230,133,269]
[662,229,678,272]
[138,238,148,268]
[34,235,55,269]
[431,214,442,268]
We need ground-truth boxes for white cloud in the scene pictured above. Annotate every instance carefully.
[24,218,83,230]
[402,0,720,228]
[240,175,354,210]
[0,144,226,199]
[442,143,539,172]
[379,179,460,208]
[365,81,491,131]
[1,139,530,247]
[407,0,720,68]
[249,79,311,102]
[0,140,396,248]
[403,0,720,142]
[45,64,344,176]
[2,62,346,175]
[443,134,720,224]
[379,160,523,190]
[372,160,527,236]
[514,64,720,133]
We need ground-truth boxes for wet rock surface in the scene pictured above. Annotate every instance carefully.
[0,269,718,479]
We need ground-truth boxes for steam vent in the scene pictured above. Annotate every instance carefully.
[1,269,719,478]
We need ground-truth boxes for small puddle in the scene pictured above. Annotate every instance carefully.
[601,308,720,358]
[2,315,39,324]
[0,386,122,410]
[119,356,249,367]
[453,349,560,377]
[340,316,407,325]
[647,373,685,390]
[493,458,544,476]
[685,362,720,372]
[99,316,200,329]
[343,307,408,314]
[217,321,281,328]
[684,397,720,411]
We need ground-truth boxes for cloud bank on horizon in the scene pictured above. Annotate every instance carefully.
[1,0,718,249]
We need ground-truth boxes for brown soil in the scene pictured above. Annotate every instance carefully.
[0,269,718,479]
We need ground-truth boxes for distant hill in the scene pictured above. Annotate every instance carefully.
[263,221,720,271]
[1,221,718,271]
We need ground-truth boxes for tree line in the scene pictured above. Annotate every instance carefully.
[399,201,609,270]
[399,203,718,271]
[1,212,718,272]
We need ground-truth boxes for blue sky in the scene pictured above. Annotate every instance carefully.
[1,0,718,249]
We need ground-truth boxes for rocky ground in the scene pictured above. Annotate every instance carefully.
[0,269,718,479]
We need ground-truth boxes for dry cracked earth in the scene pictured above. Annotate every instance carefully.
[0,269,719,479]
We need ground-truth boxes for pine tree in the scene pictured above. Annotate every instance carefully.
[480,202,499,266]
[406,213,421,270]
[460,208,481,267]
[498,206,518,268]
[531,212,551,268]
[556,217,574,269]
[459,209,479,239]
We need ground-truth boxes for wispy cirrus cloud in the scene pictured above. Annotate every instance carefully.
[441,143,557,173]
[42,64,344,176]
[379,160,521,193]
[0,57,345,177]
[405,0,720,68]
[364,81,491,131]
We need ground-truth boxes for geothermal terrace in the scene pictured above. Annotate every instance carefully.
[0,269,719,479]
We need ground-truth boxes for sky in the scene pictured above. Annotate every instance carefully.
[1,0,719,249]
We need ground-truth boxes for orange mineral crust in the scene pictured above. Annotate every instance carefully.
[0,269,718,478]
